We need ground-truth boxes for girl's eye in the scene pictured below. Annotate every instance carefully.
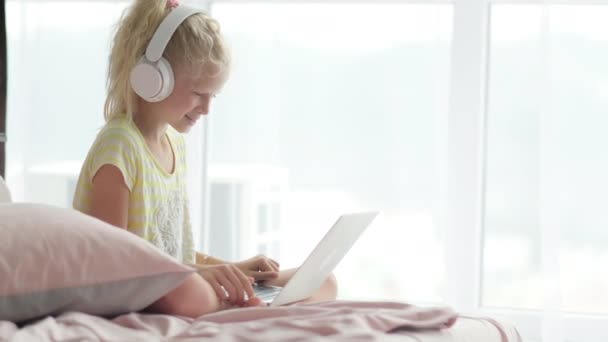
[193,92,218,98]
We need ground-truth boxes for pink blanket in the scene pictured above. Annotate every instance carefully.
[0,301,520,341]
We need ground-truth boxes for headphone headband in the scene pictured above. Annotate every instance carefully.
[145,5,203,62]
[130,4,204,102]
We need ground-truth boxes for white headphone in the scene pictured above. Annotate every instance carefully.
[130,5,204,102]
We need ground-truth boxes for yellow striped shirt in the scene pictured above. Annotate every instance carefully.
[73,117,194,264]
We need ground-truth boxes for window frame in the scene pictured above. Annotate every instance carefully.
[1,0,6,178]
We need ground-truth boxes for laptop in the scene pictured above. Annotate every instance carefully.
[253,211,379,307]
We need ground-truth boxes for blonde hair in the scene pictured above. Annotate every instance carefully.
[104,0,230,122]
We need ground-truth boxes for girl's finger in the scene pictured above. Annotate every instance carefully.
[251,271,279,281]
[204,274,228,301]
[233,266,255,301]
[224,267,246,305]
[269,259,280,271]
[245,296,263,307]
[234,268,255,300]
[216,271,238,304]
[261,259,274,272]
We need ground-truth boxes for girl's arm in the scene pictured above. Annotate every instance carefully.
[196,252,228,265]
[89,164,129,229]
[89,166,261,313]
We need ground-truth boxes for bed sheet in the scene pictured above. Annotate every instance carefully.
[0,300,520,342]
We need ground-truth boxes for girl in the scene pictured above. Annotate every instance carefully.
[73,0,337,317]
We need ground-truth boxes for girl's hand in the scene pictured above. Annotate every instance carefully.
[219,296,265,310]
[234,255,280,283]
[194,264,258,306]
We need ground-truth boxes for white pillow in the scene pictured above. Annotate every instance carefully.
[0,203,195,322]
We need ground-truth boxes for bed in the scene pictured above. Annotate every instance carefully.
[0,300,520,342]
[0,176,520,342]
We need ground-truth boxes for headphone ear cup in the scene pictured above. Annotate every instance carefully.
[152,57,175,102]
[130,57,164,102]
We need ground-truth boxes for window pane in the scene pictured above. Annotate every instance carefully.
[208,3,452,302]
[6,1,127,206]
[484,4,608,313]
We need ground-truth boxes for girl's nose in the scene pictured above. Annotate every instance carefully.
[197,106,209,115]
[197,97,211,115]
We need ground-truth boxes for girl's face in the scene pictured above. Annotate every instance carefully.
[159,65,229,133]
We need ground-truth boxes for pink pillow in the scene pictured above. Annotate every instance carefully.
[0,203,195,322]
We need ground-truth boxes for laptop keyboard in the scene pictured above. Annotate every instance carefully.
[253,284,282,302]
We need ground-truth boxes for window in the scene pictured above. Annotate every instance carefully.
[207,2,453,303]
[484,3,608,314]
[6,1,128,206]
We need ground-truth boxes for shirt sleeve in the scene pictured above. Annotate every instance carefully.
[87,126,139,191]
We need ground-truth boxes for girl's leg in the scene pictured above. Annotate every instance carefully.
[263,268,338,303]
[145,273,221,318]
